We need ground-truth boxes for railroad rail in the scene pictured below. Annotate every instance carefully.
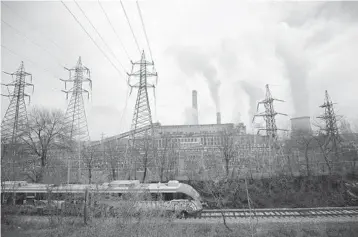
[196,206,358,219]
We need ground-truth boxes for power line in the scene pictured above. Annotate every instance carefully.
[60,0,126,80]
[1,45,61,79]
[1,1,63,52]
[136,0,153,61]
[73,0,127,74]
[1,19,65,69]
[120,0,141,56]
[119,87,131,131]
[97,0,131,62]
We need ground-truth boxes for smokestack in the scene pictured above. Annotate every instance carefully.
[290,116,312,137]
[216,112,221,124]
[192,90,198,124]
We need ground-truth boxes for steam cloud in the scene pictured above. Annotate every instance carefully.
[239,81,264,121]
[276,23,310,117]
[184,107,198,125]
[169,46,221,112]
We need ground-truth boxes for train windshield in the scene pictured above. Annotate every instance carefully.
[181,184,201,201]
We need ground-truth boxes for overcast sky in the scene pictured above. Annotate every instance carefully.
[2,1,358,140]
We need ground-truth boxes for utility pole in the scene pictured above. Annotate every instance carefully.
[1,62,34,182]
[61,57,91,184]
[253,84,287,176]
[127,50,157,181]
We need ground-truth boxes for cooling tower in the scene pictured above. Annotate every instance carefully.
[192,90,198,124]
[216,112,221,124]
[192,90,197,109]
[290,116,312,137]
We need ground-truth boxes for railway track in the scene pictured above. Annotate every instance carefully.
[196,206,358,219]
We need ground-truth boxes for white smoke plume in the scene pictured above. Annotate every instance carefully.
[168,46,221,112]
[184,107,198,125]
[276,23,310,117]
[239,81,264,122]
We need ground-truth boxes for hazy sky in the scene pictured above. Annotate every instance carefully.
[2,1,358,140]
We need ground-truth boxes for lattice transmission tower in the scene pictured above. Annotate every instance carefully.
[126,51,157,181]
[253,84,287,175]
[1,61,34,145]
[253,84,287,143]
[60,57,91,183]
[317,90,341,154]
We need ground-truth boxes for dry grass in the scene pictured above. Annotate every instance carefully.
[2,214,358,237]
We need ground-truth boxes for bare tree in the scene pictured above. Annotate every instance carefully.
[21,107,71,182]
[82,144,99,184]
[339,118,353,134]
[219,130,237,177]
[104,140,125,181]
[157,135,177,182]
[311,118,341,174]
[199,175,247,232]
[294,132,314,176]
[141,137,152,182]
[130,136,154,182]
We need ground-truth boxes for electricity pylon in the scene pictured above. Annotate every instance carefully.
[253,84,287,142]
[127,50,157,181]
[60,57,92,183]
[253,84,287,176]
[317,90,341,156]
[1,62,34,144]
[1,62,34,181]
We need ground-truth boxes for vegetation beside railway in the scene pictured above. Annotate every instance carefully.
[2,214,358,237]
[187,174,358,209]
[2,174,358,237]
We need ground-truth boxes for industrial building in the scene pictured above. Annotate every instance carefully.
[91,90,274,181]
[86,90,358,182]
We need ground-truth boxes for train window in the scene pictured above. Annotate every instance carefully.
[5,194,14,205]
[35,193,46,200]
[15,193,26,205]
[151,193,160,201]
[26,197,35,205]
[163,193,174,201]
[174,193,192,200]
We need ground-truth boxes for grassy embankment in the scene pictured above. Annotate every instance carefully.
[187,175,358,208]
[2,214,358,237]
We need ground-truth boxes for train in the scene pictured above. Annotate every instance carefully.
[1,180,203,218]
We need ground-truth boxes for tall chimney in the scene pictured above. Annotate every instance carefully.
[192,90,198,124]
[216,112,221,124]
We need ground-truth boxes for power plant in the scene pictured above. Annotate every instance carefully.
[2,58,355,183]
